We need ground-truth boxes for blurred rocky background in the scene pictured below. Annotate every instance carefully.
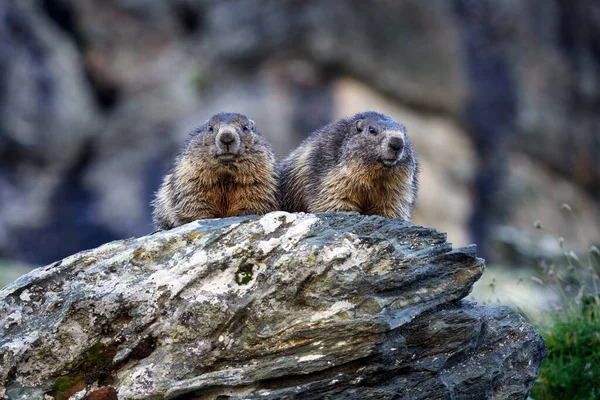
[1,0,599,292]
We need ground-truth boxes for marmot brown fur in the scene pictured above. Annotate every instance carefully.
[278,111,418,220]
[152,112,278,229]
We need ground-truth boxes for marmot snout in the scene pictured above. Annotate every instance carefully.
[152,112,278,229]
[278,111,419,220]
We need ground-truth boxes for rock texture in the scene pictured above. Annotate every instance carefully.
[0,212,545,399]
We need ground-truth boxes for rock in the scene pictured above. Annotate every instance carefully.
[0,212,545,399]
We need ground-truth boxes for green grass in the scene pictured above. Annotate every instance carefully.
[529,205,600,399]
[531,299,600,399]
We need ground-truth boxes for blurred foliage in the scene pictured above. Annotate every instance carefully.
[530,216,600,399]
[0,260,32,288]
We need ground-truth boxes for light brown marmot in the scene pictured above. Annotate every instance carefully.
[152,112,278,229]
[278,111,419,220]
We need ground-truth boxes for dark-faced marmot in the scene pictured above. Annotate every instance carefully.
[278,111,418,220]
[152,112,278,229]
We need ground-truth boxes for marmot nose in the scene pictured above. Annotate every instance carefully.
[219,132,236,145]
[388,137,404,152]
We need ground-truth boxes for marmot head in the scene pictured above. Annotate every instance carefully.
[188,112,267,165]
[341,112,410,168]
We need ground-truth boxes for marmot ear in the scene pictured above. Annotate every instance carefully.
[248,119,256,131]
[355,119,365,133]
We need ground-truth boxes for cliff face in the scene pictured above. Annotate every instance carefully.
[1,0,599,265]
[0,212,546,399]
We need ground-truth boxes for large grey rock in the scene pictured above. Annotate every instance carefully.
[0,212,545,399]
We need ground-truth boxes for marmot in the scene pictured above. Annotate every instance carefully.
[278,111,418,220]
[152,112,278,229]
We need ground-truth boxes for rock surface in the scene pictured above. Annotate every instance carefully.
[0,212,545,399]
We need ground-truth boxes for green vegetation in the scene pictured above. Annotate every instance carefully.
[0,259,33,288]
[530,206,600,399]
[235,263,254,285]
[51,373,85,400]
[532,299,600,399]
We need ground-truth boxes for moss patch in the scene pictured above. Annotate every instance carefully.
[235,263,254,285]
[82,342,118,381]
[50,341,119,398]
[51,373,85,400]
[169,323,200,343]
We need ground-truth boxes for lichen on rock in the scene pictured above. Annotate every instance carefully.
[0,212,545,399]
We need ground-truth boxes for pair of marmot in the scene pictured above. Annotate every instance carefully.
[152,111,419,230]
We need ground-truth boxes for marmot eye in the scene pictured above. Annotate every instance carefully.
[369,127,377,135]
[242,125,249,132]
[208,125,214,132]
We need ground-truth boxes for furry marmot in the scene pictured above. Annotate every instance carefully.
[278,111,418,220]
[152,112,278,229]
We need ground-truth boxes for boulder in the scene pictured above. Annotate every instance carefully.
[0,212,546,399]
